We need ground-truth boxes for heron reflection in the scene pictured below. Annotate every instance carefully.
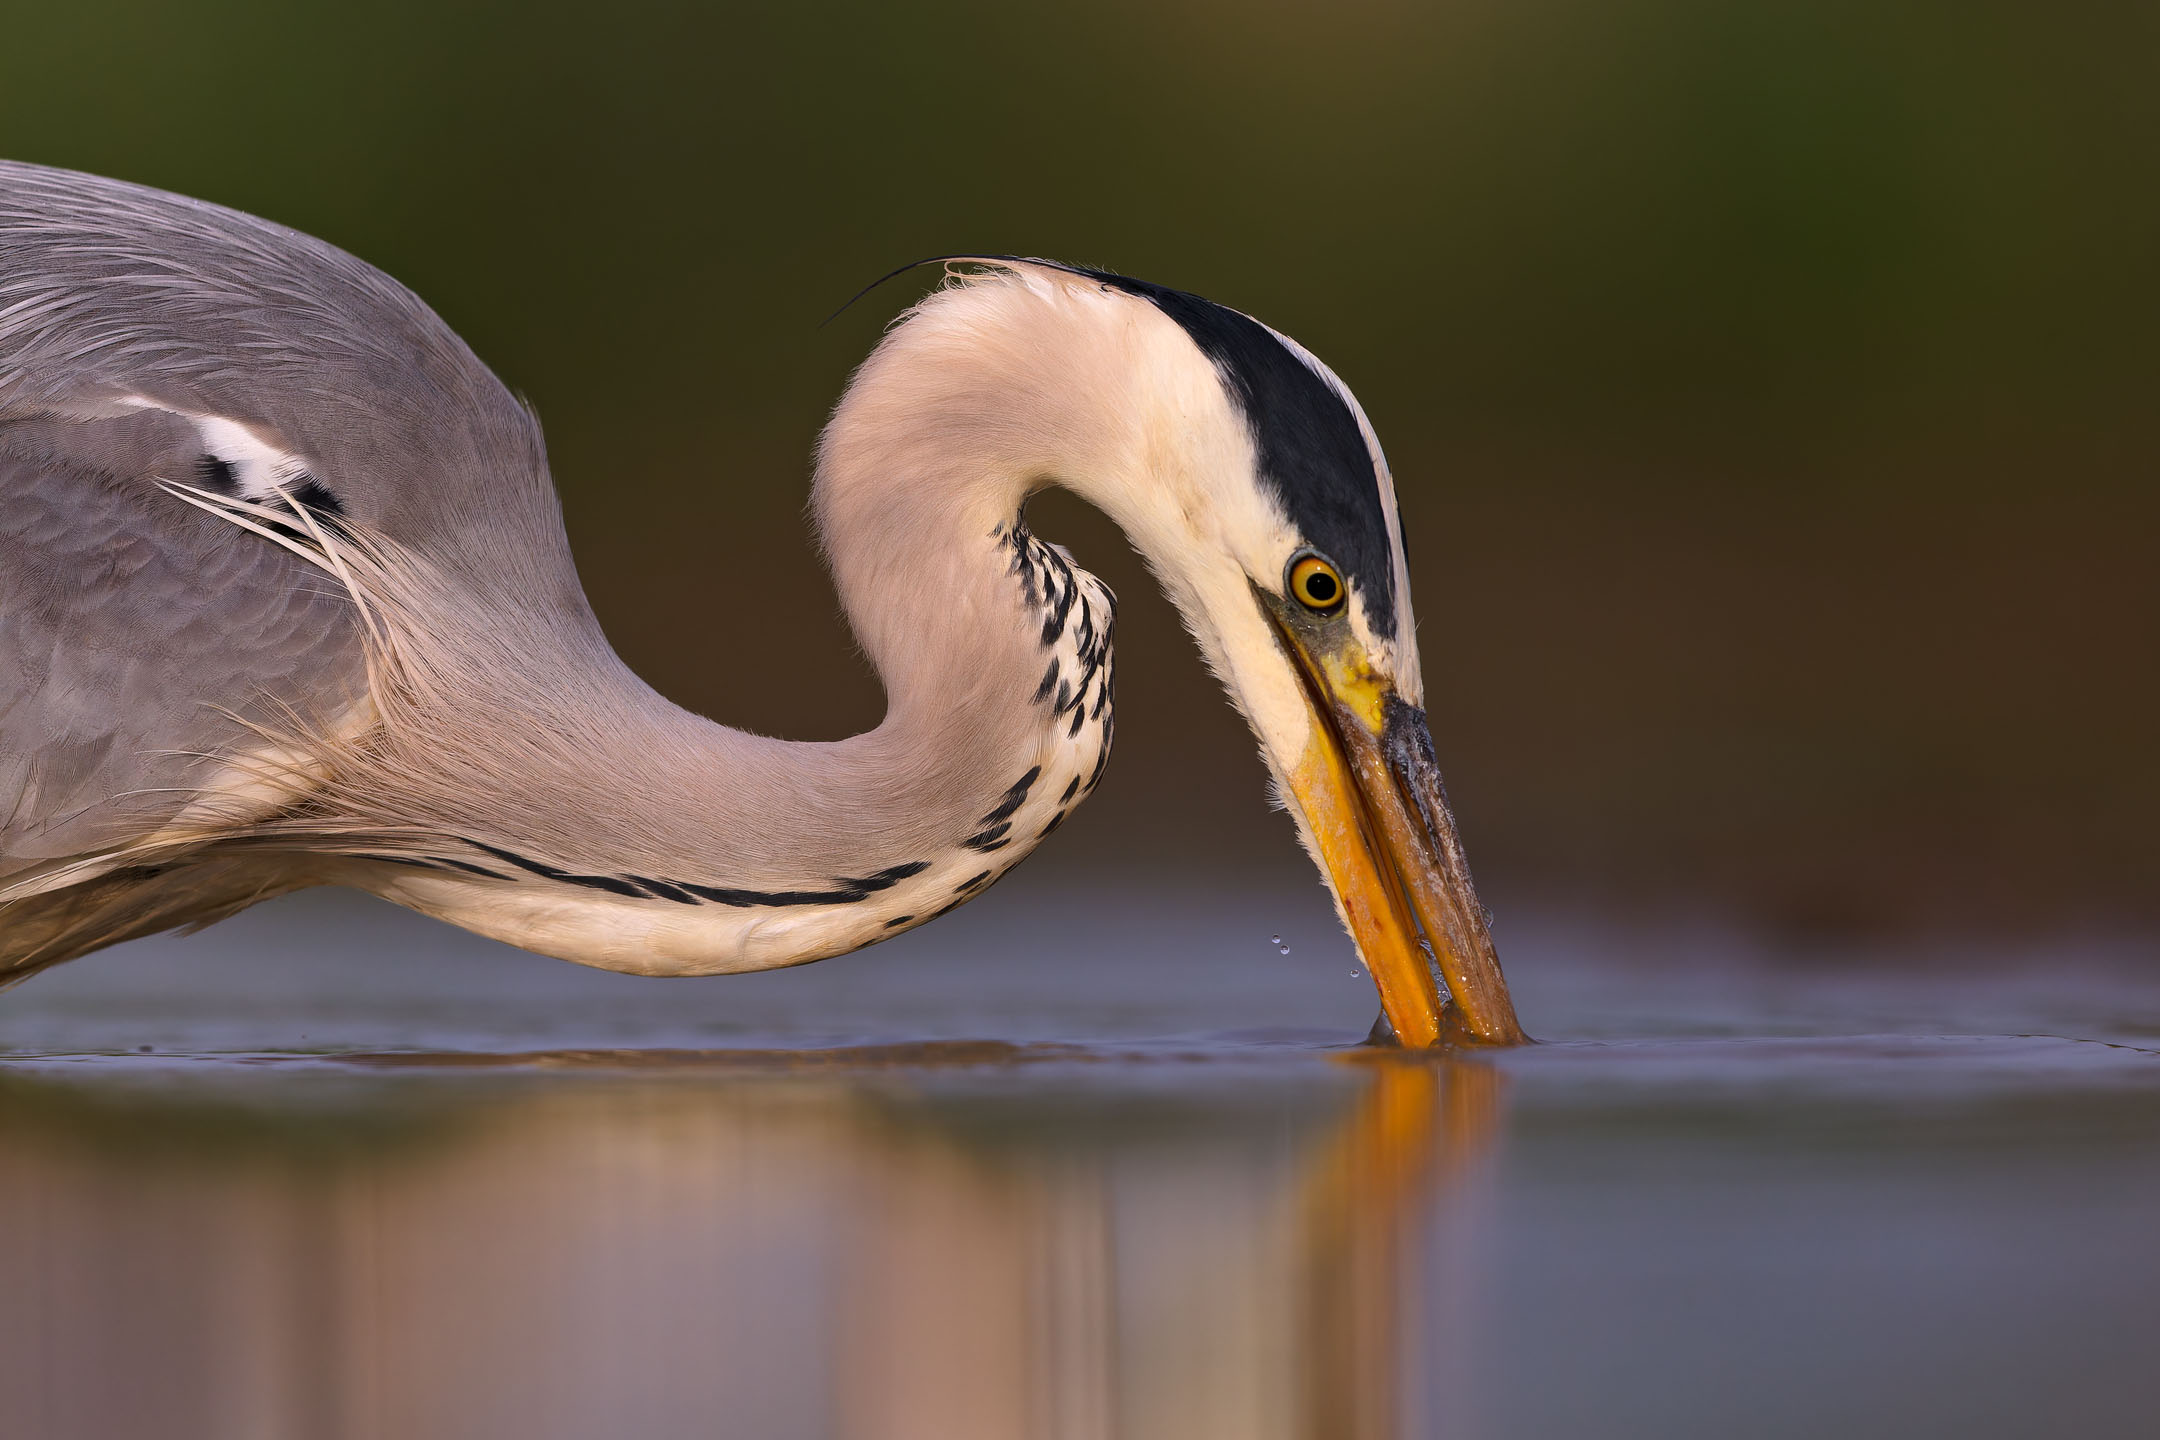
[0,1052,1503,1440]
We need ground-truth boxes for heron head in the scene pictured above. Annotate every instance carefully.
[1050,263,1525,1047]
[846,260,1524,1045]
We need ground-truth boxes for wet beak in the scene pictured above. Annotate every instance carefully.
[1263,598,1528,1048]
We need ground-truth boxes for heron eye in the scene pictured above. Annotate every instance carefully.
[1288,555,1344,612]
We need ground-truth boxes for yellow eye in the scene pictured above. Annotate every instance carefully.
[1288,554,1345,612]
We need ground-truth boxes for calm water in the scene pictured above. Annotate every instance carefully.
[1,877,2155,1440]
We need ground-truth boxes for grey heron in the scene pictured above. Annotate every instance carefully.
[0,161,1524,1047]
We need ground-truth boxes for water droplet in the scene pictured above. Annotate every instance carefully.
[1278,942,1291,954]
[1270,934,1281,945]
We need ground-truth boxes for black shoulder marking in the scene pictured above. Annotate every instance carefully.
[1075,267,1396,637]
[845,860,932,892]
[1038,811,1066,838]
[462,842,906,908]
[1059,776,1081,804]
[954,870,993,894]
[677,884,766,908]
[1009,542,1039,604]
[435,856,512,880]
[287,475,344,516]
[979,767,1042,827]
[1085,726,1113,791]
[964,822,1012,852]
[1034,658,1060,704]
[355,852,445,871]
[884,914,915,928]
[1041,545,1077,598]
[682,882,871,907]
[466,841,649,898]
[370,851,514,884]
[626,876,702,905]
[1040,580,1075,646]
[565,874,649,899]
[197,455,239,493]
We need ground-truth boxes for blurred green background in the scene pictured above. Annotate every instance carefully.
[5,0,2154,937]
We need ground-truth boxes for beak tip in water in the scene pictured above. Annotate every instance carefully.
[1260,593,1529,1048]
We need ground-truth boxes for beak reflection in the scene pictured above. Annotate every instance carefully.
[1265,597,1528,1048]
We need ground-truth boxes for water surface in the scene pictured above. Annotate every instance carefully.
[1,882,2154,1439]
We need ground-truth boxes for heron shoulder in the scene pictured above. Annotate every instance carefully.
[0,160,552,557]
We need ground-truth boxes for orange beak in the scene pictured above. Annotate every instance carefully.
[1264,599,1527,1048]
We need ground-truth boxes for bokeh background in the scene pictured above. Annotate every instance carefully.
[10,13,2160,1437]
[5,0,2155,940]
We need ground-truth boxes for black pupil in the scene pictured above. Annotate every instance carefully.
[1303,569,1339,604]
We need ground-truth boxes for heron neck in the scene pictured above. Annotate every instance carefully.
[339,440,1108,975]
[592,456,1092,890]
[341,284,1128,973]
[802,394,1113,864]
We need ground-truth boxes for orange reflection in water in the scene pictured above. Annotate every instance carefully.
[1297,1057,1502,1440]
[0,1051,1503,1440]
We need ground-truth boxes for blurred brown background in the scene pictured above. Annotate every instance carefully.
[4,0,2154,936]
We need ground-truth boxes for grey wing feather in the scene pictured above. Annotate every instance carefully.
[0,159,584,974]
[0,411,365,876]
[0,159,581,619]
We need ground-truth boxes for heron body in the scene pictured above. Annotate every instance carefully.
[0,161,1523,1045]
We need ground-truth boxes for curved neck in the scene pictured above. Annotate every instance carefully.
[795,280,1140,860]
[340,280,1136,973]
